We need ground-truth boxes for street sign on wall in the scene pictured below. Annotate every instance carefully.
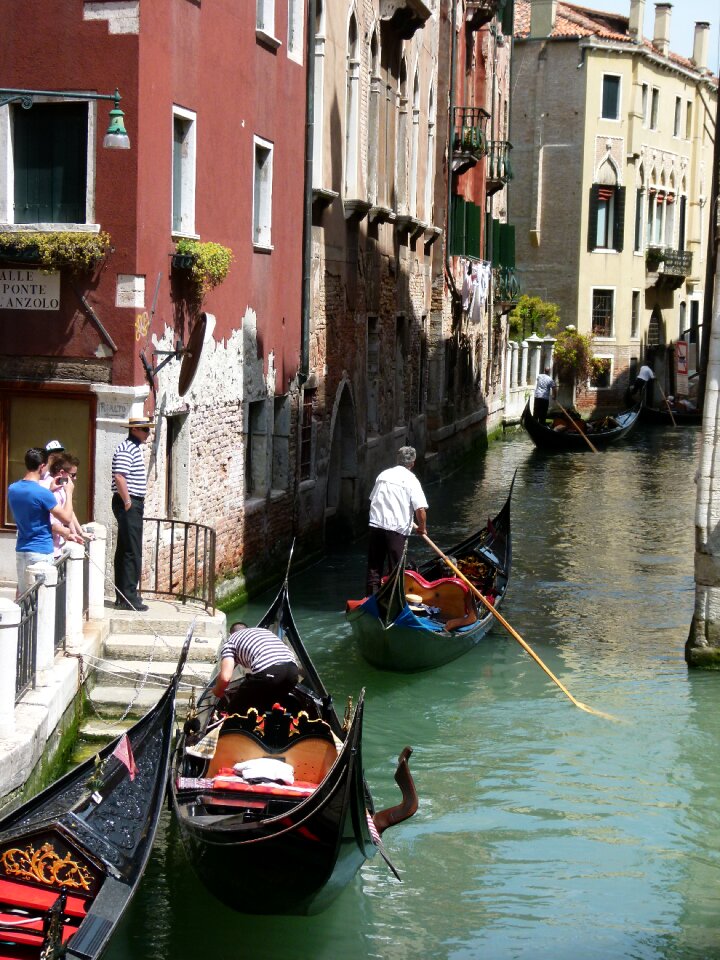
[0,269,60,310]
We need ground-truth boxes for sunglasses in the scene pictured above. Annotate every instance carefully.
[136,426,151,433]
[69,473,78,479]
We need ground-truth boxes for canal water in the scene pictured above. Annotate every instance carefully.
[105,425,720,960]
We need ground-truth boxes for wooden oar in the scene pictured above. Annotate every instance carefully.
[657,384,678,427]
[556,401,600,454]
[420,532,617,721]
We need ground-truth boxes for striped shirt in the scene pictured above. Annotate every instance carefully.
[111,437,147,498]
[220,627,298,675]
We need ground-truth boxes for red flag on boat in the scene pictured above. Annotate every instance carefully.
[112,734,138,781]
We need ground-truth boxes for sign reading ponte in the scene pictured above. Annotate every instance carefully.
[0,269,60,310]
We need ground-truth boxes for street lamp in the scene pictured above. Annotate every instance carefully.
[0,88,130,149]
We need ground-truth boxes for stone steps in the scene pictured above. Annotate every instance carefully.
[102,632,220,663]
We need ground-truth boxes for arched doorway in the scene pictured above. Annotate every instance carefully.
[326,383,359,544]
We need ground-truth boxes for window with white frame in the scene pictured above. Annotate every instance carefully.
[409,70,420,217]
[685,101,692,139]
[424,84,435,224]
[673,96,681,137]
[257,0,274,35]
[344,14,360,198]
[650,87,659,129]
[634,187,644,252]
[287,0,303,62]
[645,186,675,248]
[1,100,96,226]
[312,0,325,188]
[641,83,648,126]
[172,107,197,236]
[601,75,621,120]
[631,289,640,338]
[253,136,273,249]
[591,288,614,338]
[588,182,625,251]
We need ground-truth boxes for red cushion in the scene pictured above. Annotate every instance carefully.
[0,878,89,919]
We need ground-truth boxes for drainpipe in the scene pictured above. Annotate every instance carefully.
[300,0,316,383]
[444,0,459,303]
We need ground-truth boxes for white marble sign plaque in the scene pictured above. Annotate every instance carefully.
[0,269,61,310]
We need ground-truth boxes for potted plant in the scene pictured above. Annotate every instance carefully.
[0,231,112,271]
[173,238,233,302]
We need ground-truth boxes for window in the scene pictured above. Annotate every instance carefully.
[641,83,648,126]
[164,412,189,519]
[409,70,420,216]
[685,101,692,140]
[367,317,380,434]
[246,400,268,498]
[367,31,381,205]
[287,0,303,62]
[588,184,625,251]
[344,15,360,198]
[5,102,90,225]
[634,188,643,252]
[299,388,316,482]
[673,97,681,137]
[601,75,621,120]
[424,85,435,223]
[312,0,325,188]
[631,290,640,338]
[253,137,273,249]
[646,187,676,248]
[172,107,197,236]
[592,289,614,337]
[256,0,274,34]
[272,396,290,491]
[650,88,659,129]
[678,195,687,250]
[590,356,612,390]
[450,195,481,257]
[395,316,406,425]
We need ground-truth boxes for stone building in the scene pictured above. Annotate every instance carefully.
[512,0,717,408]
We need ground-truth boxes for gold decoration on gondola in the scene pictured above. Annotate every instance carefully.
[1,842,93,891]
[342,696,353,733]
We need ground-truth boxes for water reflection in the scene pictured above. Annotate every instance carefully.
[104,426,720,960]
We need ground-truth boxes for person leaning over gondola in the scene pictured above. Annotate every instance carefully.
[533,367,557,422]
[212,622,300,712]
[365,445,428,596]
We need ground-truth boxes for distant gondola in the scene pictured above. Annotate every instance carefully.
[520,399,642,451]
[640,404,702,426]
[170,579,417,916]
[346,476,514,672]
[0,632,191,960]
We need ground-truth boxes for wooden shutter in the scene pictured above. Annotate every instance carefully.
[499,223,516,267]
[450,195,467,256]
[587,184,601,251]
[613,186,626,252]
[501,0,515,36]
[491,217,501,266]
[466,202,481,258]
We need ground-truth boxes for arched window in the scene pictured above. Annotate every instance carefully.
[367,29,381,205]
[344,13,360,198]
[588,158,625,251]
[312,0,326,188]
[409,69,420,217]
[424,82,435,224]
[396,58,408,213]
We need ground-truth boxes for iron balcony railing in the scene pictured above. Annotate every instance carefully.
[54,553,67,654]
[452,106,489,159]
[143,518,216,613]
[494,265,521,304]
[646,246,693,277]
[487,140,513,185]
[16,580,40,702]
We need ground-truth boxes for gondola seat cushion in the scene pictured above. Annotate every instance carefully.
[403,571,477,623]
[206,731,337,784]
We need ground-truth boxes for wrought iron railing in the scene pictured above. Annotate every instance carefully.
[54,553,67,653]
[487,140,513,184]
[494,265,521,304]
[142,518,216,613]
[15,581,40,702]
[646,246,693,277]
[452,107,488,158]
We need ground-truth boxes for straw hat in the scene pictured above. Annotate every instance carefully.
[406,593,425,611]
[127,415,154,429]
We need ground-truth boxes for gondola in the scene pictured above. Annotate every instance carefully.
[346,475,514,672]
[0,631,191,960]
[520,399,642,451]
[640,403,702,426]
[169,578,417,916]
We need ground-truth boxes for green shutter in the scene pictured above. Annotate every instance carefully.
[491,217,501,266]
[613,186,626,252]
[501,0,515,37]
[467,202,481,258]
[450,195,467,256]
[499,223,516,267]
[587,184,601,251]
[14,103,87,224]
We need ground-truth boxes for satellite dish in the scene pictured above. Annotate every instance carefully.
[178,313,207,396]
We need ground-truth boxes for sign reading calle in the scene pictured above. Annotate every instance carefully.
[0,269,60,310]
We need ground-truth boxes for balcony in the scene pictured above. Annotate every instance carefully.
[452,106,489,175]
[645,246,693,291]
[493,266,521,313]
[379,0,431,39]
[486,141,513,195]
[466,0,499,30]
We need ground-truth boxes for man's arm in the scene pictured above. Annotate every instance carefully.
[414,507,427,536]
[114,472,132,512]
[49,480,74,524]
[212,657,235,698]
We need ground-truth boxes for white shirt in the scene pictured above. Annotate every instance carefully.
[534,373,556,400]
[637,365,655,382]
[369,465,428,536]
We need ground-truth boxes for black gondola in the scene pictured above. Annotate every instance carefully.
[0,631,191,960]
[520,399,642,451]
[346,476,514,672]
[640,404,702,426]
[170,579,417,916]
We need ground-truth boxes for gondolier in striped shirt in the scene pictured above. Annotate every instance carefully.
[213,623,300,711]
[111,415,153,611]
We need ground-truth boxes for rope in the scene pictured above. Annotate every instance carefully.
[0,916,44,927]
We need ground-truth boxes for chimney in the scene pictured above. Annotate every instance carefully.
[628,0,645,41]
[652,3,672,57]
[530,0,558,38]
[692,21,710,72]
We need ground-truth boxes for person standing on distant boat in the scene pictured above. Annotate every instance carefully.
[533,367,557,423]
[633,362,655,403]
[365,446,428,596]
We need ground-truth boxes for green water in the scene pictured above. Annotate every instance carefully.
[105,426,719,960]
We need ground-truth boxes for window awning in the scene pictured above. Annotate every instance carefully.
[379,0,431,39]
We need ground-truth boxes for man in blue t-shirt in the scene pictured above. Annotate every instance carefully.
[8,448,75,595]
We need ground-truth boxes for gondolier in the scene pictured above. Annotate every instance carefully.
[366,446,428,596]
[213,623,300,710]
[111,415,153,611]
[533,367,557,422]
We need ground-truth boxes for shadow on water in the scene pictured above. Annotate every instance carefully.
[104,426,720,960]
